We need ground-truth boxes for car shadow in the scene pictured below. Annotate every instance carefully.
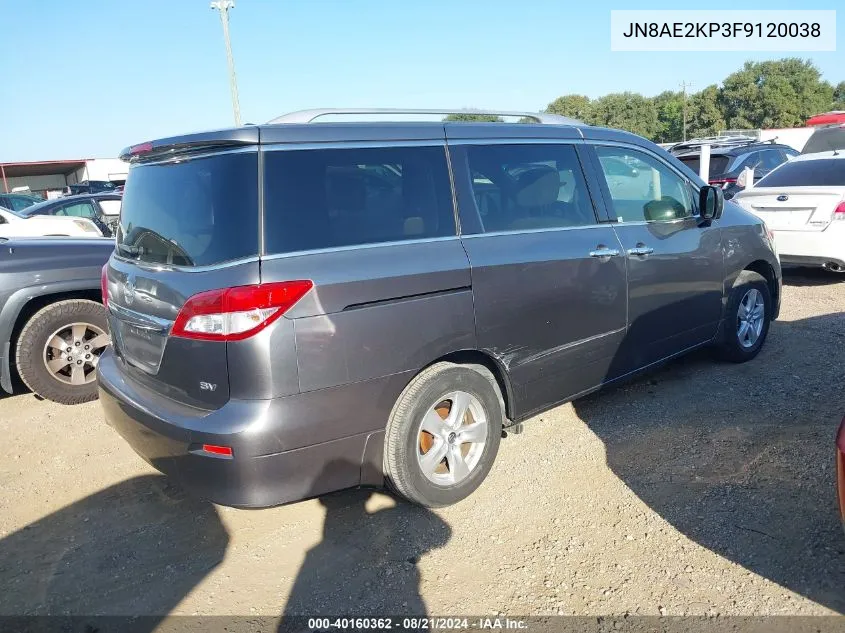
[572,310,845,613]
[0,474,228,627]
[782,266,845,287]
[279,460,452,627]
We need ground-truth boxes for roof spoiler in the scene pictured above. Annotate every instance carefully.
[267,108,582,126]
[119,127,260,162]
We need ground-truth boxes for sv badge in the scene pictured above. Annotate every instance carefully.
[199,382,218,392]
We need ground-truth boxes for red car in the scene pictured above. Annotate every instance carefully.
[838,417,845,528]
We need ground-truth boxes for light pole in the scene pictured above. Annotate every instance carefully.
[210,0,242,126]
[679,80,694,142]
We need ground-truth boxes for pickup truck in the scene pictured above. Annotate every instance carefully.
[0,237,113,404]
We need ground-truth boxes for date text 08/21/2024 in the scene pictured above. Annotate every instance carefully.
[306,617,528,630]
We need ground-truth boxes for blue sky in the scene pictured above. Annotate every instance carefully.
[0,0,841,161]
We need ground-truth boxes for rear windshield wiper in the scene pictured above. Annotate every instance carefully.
[117,243,143,258]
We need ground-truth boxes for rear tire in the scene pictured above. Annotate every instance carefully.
[716,270,771,363]
[384,362,503,507]
[15,300,109,405]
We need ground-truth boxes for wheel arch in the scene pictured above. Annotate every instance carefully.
[422,349,517,424]
[743,259,779,318]
[0,283,102,393]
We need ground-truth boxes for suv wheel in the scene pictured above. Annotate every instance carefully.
[716,270,771,363]
[384,362,503,507]
[15,300,110,405]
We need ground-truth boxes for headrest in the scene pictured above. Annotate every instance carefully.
[403,216,425,236]
[515,166,560,208]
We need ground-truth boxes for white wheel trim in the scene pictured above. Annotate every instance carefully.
[416,390,489,486]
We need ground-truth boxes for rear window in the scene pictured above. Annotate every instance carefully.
[802,126,845,155]
[756,158,845,187]
[677,155,730,176]
[263,145,455,255]
[117,151,259,267]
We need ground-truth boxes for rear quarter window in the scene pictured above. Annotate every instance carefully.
[757,159,845,187]
[263,145,456,255]
[117,151,259,267]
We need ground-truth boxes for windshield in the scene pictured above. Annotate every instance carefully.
[756,158,845,187]
[116,151,259,267]
[677,155,730,176]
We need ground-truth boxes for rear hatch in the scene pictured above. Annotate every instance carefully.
[733,187,844,231]
[105,146,261,410]
[734,156,845,231]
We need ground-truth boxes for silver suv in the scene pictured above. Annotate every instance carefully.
[98,108,781,508]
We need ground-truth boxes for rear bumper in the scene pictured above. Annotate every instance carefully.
[97,349,392,508]
[837,418,845,532]
[774,224,845,268]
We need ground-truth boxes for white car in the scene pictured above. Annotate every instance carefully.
[733,152,845,273]
[0,206,103,238]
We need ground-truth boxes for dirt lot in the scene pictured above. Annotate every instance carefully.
[1,268,844,620]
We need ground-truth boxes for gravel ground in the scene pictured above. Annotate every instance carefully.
[0,267,843,619]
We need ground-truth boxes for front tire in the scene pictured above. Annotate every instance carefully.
[716,270,771,363]
[15,300,110,405]
[384,362,503,507]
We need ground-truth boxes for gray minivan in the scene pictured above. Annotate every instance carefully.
[98,109,781,508]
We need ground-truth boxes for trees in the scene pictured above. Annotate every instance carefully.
[588,92,660,140]
[543,58,841,142]
[720,58,834,129]
[443,113,503,122]
[545,94,592,121]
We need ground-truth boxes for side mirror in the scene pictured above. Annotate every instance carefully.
[699,185,724,221]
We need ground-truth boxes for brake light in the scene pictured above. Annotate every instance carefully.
[171,280,313,341]
[202,444,233,457]
[710,178,737,190]
[101,264,109,308]
[129,142,153,156]
[834,202,845,221]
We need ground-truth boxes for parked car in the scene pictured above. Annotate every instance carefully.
[837,416,845,531]
[733,152,845,272]
[0,237,113,404]
[802,123,845,155]
[98,108,781,509]
[21,193,122,237]
[670,137,799,200]
[66,180,119,196]
[0,206,103,238]
[0,192,43,212]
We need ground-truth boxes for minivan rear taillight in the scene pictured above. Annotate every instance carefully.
[101,264,109,308]
[171,281,313,341]
[834,202,845,221]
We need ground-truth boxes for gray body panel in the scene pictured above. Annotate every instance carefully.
[101,120,782,508]
[0,237,114,393]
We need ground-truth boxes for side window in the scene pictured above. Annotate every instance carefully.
[464,144,596,233]
[263,145,455,255]
[10,198,35,212]
[758,149,784,172]
[56,202,95,218]
[595,146,694,223]
[734,151,760,171]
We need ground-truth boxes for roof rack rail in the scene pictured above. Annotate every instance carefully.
[670,135,760,151]
[267,108,582,126]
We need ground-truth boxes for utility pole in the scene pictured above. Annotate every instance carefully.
[210,0,242,126]
[679,80,694,142]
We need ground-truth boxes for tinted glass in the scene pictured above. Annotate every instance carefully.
[596,146,694,222]
[264,145,454,254]
[464,144,596,232]
[677,155,730,176]
[802,127,845,154]
[117,151,259,267]
[9,196,38,212]
[758,149,785,171]
[756,158,845,187]
[57,202,96,217]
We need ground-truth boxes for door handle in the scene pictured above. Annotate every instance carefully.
[589,247,621,259]
[627,245,654,257]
